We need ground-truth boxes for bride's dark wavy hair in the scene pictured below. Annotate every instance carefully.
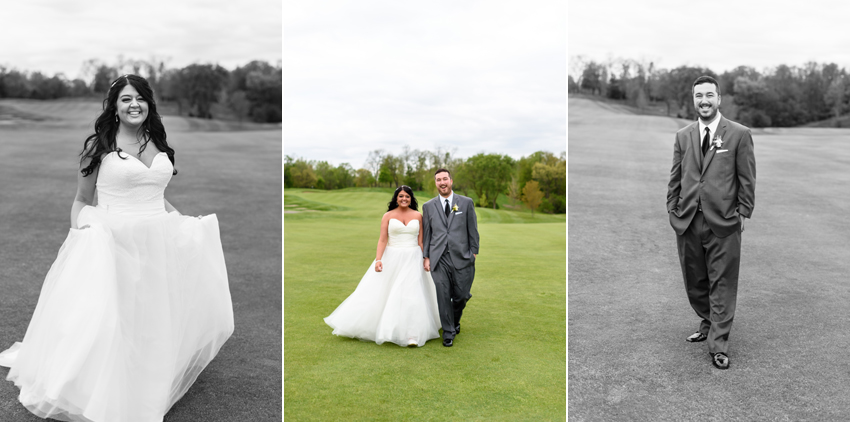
[79,74,176,177]
[387,185,418,211]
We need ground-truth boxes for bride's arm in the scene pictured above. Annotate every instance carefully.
[374,213,391,272]
[164,198,179,214]
[71,156,97,229]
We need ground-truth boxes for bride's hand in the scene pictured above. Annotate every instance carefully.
[375,260,383,272]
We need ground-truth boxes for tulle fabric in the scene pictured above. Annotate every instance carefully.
[324,219,440,347]
[0,205,233,422]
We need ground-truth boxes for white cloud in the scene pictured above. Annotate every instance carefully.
[284,0,566,168]
[0,0,281,78]
[569,0,850,73]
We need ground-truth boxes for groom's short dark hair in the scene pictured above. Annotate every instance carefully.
[434,168,451,178]
[692,75,720,95]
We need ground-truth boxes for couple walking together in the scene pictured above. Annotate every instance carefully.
[325,169,479,348]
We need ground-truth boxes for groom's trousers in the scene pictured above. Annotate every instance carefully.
[432,251,475,338]
[676,210,741,355]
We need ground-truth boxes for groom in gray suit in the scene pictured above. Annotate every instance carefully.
[423,169,479,347]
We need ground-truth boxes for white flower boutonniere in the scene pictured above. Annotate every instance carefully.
[711,136,723,150]
[452,205,459,213]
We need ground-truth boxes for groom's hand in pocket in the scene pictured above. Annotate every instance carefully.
[424,257,430,272]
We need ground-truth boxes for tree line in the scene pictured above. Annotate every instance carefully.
[285,148,566,215]
[569,56,850,127]
[0,57,281,123]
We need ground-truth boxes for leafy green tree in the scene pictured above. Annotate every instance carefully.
[522,180,544,216]
[825,75,847,121]
[245,68,281,123]
[377,167,393,187]
[226,90,251,124]
[88,62,118,94]
[284,156,294,188]
[179,64,228,119]
[0,69,29,98]
[460,153,515,209]
[228,60,281,123]
[664,66,717,119]
[378,154,404,187]
[506,177,520,206]
[68,79,90,97]
[517,151,558,188]
[580,61,605,95]
[354,169,375,187]
[733,76,774,127]
[532,159,566,200]
[288,159,318,188]
[313,161,354,190]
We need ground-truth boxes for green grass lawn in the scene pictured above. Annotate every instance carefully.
[284,189,565,421]
[569,97,850,420]
[0,125,281,421]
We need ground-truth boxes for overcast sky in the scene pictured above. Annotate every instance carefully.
[569,0,850,76]
[284,0,566,168]
[0,0,281,79]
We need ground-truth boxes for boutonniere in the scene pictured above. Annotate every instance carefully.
[451,205,459,213]
[711,135,723,150]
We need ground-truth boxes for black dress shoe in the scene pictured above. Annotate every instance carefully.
[442,337,453,347]
[686,332,707,342]
[711,352,730,370]
[455,325,460,335]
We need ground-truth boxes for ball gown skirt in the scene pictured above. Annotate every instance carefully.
[324,219,440,347]
[0,151,234,422]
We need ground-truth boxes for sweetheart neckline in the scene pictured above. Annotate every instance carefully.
[390,218,419,227]
[109,151,167,170]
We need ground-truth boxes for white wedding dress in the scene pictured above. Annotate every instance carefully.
[0,151,234,422]
[324,218,440,347]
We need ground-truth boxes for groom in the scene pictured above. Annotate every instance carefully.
[423,168,479,347]
[667,75,756,370]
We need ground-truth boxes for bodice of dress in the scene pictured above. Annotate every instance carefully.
[387,219,420,248]
[96,151,172,216]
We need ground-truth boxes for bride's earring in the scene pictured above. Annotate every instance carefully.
[115,114,119,123]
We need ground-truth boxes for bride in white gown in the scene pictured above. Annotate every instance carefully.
[0,75,234,422]
[324,186,440,347]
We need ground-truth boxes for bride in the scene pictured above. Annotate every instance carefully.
[0,74,234,422]
[324,186,440,347]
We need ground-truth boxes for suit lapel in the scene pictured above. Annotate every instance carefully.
[689,124,701,172]
[701,117,727,176]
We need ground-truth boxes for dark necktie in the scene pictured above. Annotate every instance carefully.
[444,199,450,217]
[702,127,710,156]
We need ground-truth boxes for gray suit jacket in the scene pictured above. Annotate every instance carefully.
[667,116,756,238]
[422,193,480,270]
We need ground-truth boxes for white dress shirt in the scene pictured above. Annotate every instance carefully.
[437,191,454,214]
[698,112,722,147]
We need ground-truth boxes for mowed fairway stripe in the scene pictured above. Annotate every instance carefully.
[285,191,565,420]
[568,97,850,420]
